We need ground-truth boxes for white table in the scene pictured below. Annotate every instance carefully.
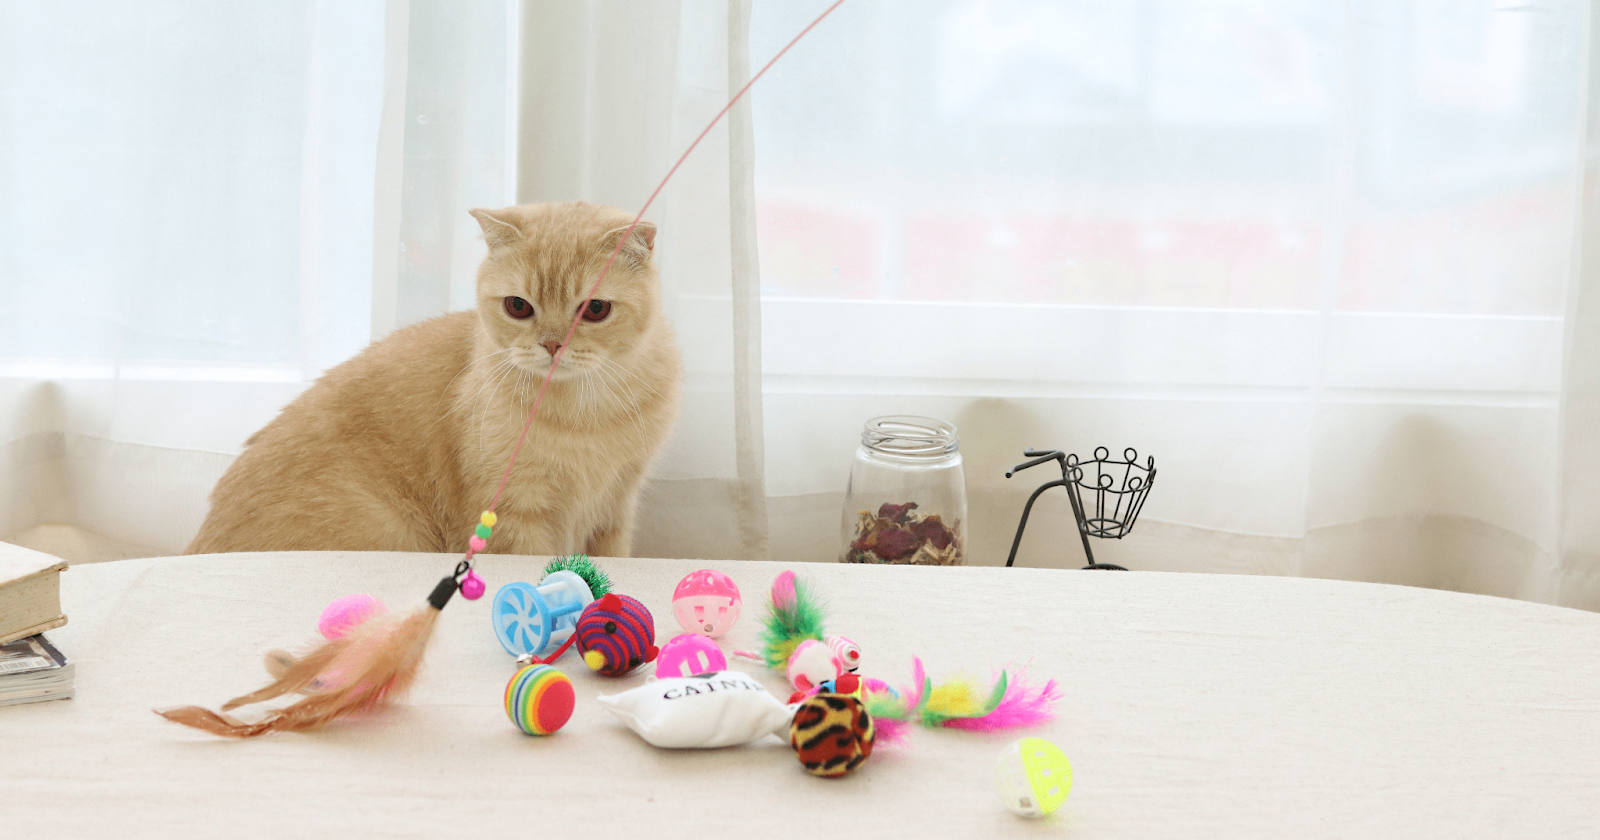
[3,552,1597,838]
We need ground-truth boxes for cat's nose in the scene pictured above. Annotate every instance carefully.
[542,340,563,357]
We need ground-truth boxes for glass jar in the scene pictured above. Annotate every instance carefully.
[840,415,967,565]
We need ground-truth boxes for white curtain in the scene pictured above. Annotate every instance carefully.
[751,0,1600,610]
[0,1,390,558]
[4,0,1600,611]
[0,0,766,562]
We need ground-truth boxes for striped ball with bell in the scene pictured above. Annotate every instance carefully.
[575,593,659,676]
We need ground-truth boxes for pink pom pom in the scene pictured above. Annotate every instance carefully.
[469,535,487,552]
[318,593,387,640]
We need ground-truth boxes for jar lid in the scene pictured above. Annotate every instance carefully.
[861,415,959,458]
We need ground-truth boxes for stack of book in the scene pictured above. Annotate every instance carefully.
[0,634,72,705]
[0,543,72,706]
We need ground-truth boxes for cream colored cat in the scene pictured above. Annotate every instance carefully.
[186,201,682,557]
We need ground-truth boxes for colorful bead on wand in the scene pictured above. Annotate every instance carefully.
[468,510,496,555]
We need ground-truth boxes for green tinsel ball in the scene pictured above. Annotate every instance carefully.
[543,553,613,598]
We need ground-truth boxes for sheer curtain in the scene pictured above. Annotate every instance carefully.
[0,0,766,562]
[514,0,770,562]
[4,0,1600,612]
[0,1,389,558]
[751,0,1600,610]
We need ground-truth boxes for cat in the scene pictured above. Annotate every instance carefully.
[185,201,682,557]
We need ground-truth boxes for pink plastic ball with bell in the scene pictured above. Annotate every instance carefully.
[671,569,741,638]
[318,593,388,640]
[654,633,728,679]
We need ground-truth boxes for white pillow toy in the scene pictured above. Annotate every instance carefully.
[597,671,794,749]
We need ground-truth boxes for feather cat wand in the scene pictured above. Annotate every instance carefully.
[157,0,849,737]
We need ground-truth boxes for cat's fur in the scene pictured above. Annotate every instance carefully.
[186,201,682,557]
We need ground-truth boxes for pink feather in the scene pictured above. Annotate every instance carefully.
[770,570,797,610]
[901,656,928,711]
[872,715,914,745]
[940,670,1061,732]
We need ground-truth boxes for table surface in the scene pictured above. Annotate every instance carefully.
[2,552,1597,839]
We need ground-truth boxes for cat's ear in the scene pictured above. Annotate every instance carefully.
[632,222,657,253]
[601,222,657,265]
[470,209,524,250]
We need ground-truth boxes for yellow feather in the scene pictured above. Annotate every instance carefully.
[925,678,984,717]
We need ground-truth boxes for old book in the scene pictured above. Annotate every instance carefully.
[0,633,73,706]
[0,543,68,645]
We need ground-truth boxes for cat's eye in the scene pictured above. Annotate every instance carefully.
[581,299,612,322]
[503,296,534,320]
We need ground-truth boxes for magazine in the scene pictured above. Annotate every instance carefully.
[0,633,73,706]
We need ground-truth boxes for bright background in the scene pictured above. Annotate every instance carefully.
[4,0,1600,609]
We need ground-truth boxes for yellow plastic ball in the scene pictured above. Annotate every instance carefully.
[995,737,1072,818]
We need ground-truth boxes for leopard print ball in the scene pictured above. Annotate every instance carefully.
[789,692,875,777]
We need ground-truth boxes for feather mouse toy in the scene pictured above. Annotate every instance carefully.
[749,568,1063,744]
[157,568,467,737]
[862,657,1062,744]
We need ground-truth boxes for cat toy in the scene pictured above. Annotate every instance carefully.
[155,562,479,737]
[491,554,612,659]
[656,633,727,679]
[750,569,887,702]
[862,657,1062,745]
[504,660,576,736]
[789,691,876,778]
[753,569,1061,742]
[156,0,848,738]
[317,593,388,640]
[995,737,1073,818]
[574,593,659,676]
[671,569,741,638]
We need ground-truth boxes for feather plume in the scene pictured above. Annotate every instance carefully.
[941,670,1061,732]
[759,570,826,671]
[884,657,1060,732]
[862,682,915,744]
[156,601,441,738]
[770,569,797,610]
[921,671,1000,726]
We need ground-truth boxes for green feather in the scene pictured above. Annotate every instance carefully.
[979,670,1010,715]
[760,576,827,670]
[542,553,613,598]
[864,691,911,722]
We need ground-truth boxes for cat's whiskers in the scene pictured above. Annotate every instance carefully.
[571,367,593,425]
[460,356,514,426]
[442,347,513,399]
[592,354,664,398]
[429,347,515,432]
[475,357,525,458]
[586,359,647,438]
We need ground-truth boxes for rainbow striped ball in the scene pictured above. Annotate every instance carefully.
[576,593,660,677]
[504,663,575,736]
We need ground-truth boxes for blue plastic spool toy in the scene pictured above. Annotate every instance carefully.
[491,570,596,658]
